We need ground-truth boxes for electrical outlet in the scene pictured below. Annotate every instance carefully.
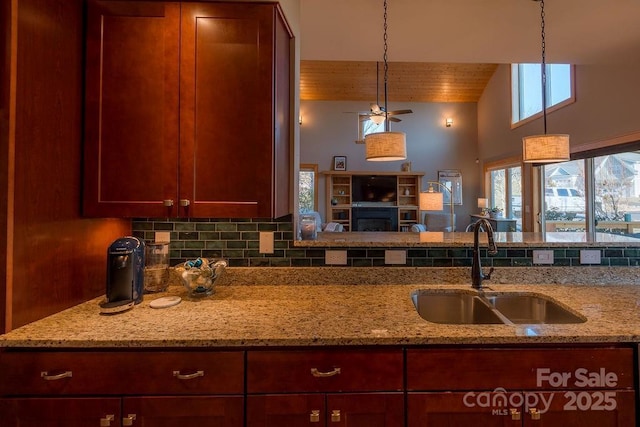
[580,250,601,264]
[325,250,347,265]
[259,231,274,254]
[384,250,406,265]
[532,250,554,265]
[155,231,170,243]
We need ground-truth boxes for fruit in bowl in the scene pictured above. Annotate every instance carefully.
[175,258,227,297]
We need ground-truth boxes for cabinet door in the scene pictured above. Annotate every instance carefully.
[327,393,404,427]
[408,392,519,426]
[180,3,289,218]
[124,396,243,426]
[247,394,325,426]
[84,1,180,217]
[524,390,636,427]
[0,397,121,427]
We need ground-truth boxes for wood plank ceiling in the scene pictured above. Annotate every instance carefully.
[300,60,498,103]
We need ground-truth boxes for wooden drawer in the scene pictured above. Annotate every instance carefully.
[407,347,634,391]
[0,350,244,395]
[247,349,403,393]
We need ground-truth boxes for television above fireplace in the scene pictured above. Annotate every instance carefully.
[352,175,397,204]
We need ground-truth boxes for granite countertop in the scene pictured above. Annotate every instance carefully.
[294,231,640,247]
[2,267,640,349]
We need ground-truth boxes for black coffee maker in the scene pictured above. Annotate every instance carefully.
[100,237,145,314]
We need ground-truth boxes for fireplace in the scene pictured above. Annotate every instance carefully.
[352,207,398,231]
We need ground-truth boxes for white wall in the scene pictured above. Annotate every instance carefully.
[478,63,640,163]
[300,100,481,230]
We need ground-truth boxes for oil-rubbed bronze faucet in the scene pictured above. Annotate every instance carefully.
[471,218,498,289]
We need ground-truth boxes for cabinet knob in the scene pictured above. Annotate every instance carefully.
[173,370,204,380]
[122,414,137,426]
[510,408,521,420]
[40,370,72,380]
[529,408,541,420]
[163,199,174,207]
[310,367,341,378]
[99,415,115,427]
[179,199,190,207]
[331,410,341,422]
[309,410,320,423]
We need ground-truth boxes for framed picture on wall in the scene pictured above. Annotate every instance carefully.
[333,156,347,171]
[438,169,463,205]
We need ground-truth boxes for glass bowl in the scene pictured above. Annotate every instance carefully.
[177,259,227,298]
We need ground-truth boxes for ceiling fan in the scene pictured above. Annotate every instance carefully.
[361,62,412,124]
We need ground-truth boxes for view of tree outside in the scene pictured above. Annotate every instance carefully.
[298,169,316,213]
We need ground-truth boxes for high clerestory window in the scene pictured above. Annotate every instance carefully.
[511,63,574,126]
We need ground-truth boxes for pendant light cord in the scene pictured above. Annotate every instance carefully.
[383,0,389,131]
[540,0,547,134]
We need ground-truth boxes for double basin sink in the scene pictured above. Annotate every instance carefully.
[411,289,586,325]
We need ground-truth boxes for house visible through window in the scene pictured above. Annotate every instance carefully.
[511,63,573,125]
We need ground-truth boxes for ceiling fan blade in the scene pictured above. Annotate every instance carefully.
[388,117,401,122]
[386,109,413,116]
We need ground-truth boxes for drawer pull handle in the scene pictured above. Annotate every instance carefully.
[331,409,341,422]
[41,371,72,380]
[510,408,521,420]
[123,414,137,426]
[529,408,541,420]
[310,367,341,378]
[310,410,320,423]
[100,414,115,427]
[173,370,204,380]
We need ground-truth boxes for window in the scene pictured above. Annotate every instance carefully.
[511,63,573,125]
[486,161,522,231]
[543,150,640,237]
[298,163,318,213]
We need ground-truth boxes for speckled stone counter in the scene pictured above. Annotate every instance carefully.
[2,267,640,348]
[295,231,640,247]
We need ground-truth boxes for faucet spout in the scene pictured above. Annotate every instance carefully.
[471,218,498,289]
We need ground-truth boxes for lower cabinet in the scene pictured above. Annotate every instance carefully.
[246,349,405,427]
[0,346,637,426]
[247,393,404,427]
[0,396,243,426]
[0,350,245,426]
[406,347,636,427]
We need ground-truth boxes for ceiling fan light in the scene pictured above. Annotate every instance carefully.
[370,115,385,125]
[365,131,406,161]
[522,134,570,163]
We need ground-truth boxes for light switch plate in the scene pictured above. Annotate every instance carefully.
[259,232,274,254]
[532,250,554,264]
[325,250,348,265]
[385,250,406,265]
[580,249,601,264]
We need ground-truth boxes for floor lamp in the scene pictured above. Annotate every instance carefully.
[419,181,455,232]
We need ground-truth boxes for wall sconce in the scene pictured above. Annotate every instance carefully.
[298,114,303,125]
[445,118,453,128]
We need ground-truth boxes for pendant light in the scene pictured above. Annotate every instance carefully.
[365,0,406,162]
[522,0,570,164]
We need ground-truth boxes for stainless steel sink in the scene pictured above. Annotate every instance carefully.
[484,293,586,324]
[411,290,504,324]
[411,290,586,325]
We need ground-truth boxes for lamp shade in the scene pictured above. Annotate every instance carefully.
[522,134,570,163]
[365,131,406,161]
[477,197,488,209]
[419,191,444,211]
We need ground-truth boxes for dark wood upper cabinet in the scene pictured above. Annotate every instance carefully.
[83,1,292,219]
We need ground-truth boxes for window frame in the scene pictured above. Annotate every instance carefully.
[510,63,576,129]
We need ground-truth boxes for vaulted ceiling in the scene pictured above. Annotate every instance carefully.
[299,0,640,102]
